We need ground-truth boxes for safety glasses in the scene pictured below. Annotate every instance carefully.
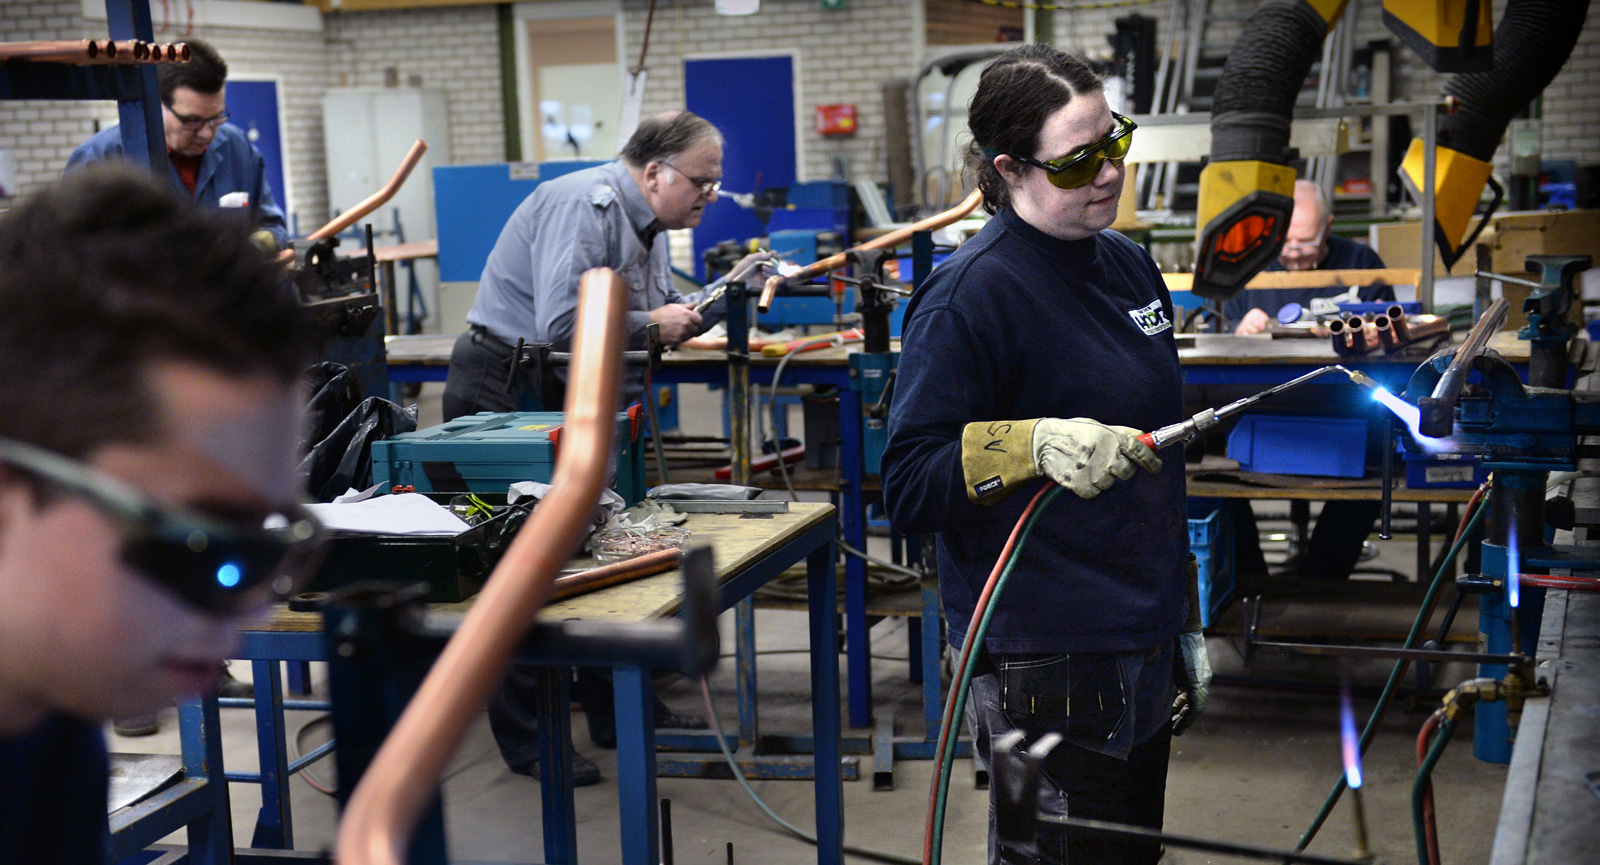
[0,438,325,617]
[1009,113,1137,190]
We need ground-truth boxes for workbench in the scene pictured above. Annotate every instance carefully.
[386,329,1538,733]
[185,502,842,865]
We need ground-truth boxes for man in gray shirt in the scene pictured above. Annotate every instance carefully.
[444,110,764,419]
[448,111,765,785]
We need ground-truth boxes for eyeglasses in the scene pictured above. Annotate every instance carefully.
[1280,227,1329,258]
[1008,113,1137,190]
[166,105,229,131]
[660,159,722,197]
[0,438,325,617]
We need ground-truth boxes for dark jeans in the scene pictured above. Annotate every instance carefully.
[967,651,1173,865]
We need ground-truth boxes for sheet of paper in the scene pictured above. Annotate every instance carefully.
[306,493,470,537]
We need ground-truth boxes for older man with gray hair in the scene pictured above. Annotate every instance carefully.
[444,110,767,420]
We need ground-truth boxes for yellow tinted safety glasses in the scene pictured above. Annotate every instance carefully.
[1009,113,1137,190]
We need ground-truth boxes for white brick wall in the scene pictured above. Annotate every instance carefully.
[4,0,1593,215]
[323,6,506,168]
[0,0,97,200]
[0,2,333,225]
[620,0,919,185]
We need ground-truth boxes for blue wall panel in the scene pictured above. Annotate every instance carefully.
[685,55,797,280]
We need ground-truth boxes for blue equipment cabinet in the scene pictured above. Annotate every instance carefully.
[373,410,647,504]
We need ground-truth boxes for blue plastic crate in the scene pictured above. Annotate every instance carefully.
[1227,413,1368,478]
[1187,500,1234,628]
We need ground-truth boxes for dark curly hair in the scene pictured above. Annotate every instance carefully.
[0,163,313,458]
[965,44,1103,215]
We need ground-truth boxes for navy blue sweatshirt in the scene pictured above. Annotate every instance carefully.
[882,207,1188,654]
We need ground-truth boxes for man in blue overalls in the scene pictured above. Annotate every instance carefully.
[67,38,287,252]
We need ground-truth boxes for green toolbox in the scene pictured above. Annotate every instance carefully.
[371,409,647,504]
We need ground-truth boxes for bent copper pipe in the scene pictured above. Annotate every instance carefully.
[550,548,681,602]
[278,139,427,263]
[1388,304,1411,342]
[336,269,628,865]
[757,187,984,313]
[168,43,191,63]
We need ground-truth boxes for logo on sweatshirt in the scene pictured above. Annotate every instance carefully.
[974,476,1004,498]
[1128,299,1172,336]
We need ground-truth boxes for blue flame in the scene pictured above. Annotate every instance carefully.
[1339,686,1362,789]
[216,563,242,589]
[1370,387,1454,452]
[1508,534,1520,609]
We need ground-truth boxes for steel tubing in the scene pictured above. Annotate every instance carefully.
[336,269,628,865]
[757,187,983,312]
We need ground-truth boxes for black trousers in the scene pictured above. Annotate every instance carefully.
[968,652,1172,865]
[441,326,563,422]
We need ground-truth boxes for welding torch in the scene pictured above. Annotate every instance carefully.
[689,252,793,315]
[1136,364,1379,451]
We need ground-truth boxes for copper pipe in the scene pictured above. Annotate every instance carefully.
[1375,315,1400,353]
[1327,318,1354,355]
[1389,305,1411,342]
[111,40,148,61]
[336,269,628,865]
[549,548,681,602]
[1402,316,1451,344]
[278,139,427,263]
[0,39,102,63]
[757,187,984,313]
[162,43,191,63]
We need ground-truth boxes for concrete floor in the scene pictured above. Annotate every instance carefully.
[108,381,1510,863]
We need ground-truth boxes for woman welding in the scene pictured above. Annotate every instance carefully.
[882,44,1210,864]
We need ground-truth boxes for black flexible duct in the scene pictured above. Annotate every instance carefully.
[1438,0,1592,161]
[1210,0,1330,164]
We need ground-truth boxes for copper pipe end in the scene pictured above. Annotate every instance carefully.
[758,274,781,314]
[171,43,191,63]
[1388,305,1411,342]
[1375,315,1399,353]
[111,40,146,61]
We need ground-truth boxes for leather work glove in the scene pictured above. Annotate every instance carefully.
[1172,554,1210,735]
[1172,631,1211,735]
[960,417,1161,504]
